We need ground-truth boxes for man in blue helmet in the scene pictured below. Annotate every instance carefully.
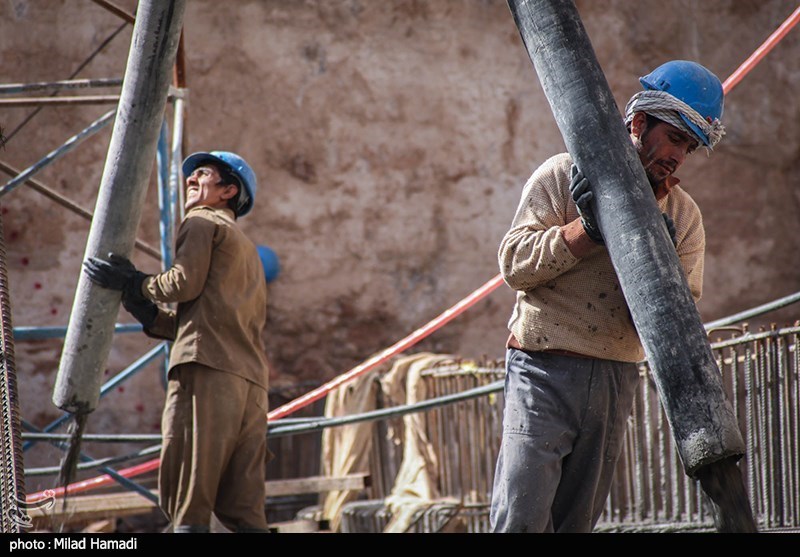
[83,151,271,533]
[490,61,725,533]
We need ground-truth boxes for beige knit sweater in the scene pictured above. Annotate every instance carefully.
[499,153,704,363]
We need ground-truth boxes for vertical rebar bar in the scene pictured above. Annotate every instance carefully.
[777,332,788,525]
[743,339,759,519]
[640,376,653,522]
[793,331,800,524]
[766,329,779,525]
[0,206,25,532]
[756,335,770,526]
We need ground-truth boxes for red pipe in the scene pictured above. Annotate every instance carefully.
[27,459,159,502]
[722,5,800,94]
[29,4,800,503]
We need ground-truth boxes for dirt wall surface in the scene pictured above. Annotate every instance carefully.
[1,0,798,476]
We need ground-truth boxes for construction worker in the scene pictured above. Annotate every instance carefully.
[490,60,725,533]
[83,151,271,533]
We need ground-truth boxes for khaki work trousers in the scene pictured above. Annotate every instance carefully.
[159,363,269,531]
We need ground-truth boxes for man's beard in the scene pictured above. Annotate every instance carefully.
[633,137,665,192]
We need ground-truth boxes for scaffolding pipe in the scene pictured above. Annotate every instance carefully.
[27,343,167,451]
[53,0,186,415]
[705,291,800,333]
[157,121,175,389]
[0,160,161,260]
[169,96,185,232]
[14,323,141,341]
[4,22,129,145]
[91,0,137,25]
[25,445,160,477]
[27,459,160,503]
[0,95,120,107]
[507,0,744,476]
[156,121,173,270]
[22,433,162,443]
[20,420,157,502]
[0,109,116,198]
[0,78,123,95]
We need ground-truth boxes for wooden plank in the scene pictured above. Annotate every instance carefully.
[269,519,321,534]
[266,473,370,497]
[28,490,158,523]
[27,474,370,524]
[81,519,117,533]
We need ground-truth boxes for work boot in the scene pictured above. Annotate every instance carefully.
[173,524,210,533]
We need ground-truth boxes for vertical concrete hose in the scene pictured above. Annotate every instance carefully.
[51,0,186,498]
[506,0,756,532]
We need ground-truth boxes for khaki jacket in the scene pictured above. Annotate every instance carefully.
[142,206,269,389]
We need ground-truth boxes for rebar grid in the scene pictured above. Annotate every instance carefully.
[356,333,800,532]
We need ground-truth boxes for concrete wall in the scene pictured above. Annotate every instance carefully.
[2,0,798,476]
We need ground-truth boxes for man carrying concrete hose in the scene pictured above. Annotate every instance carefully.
[490,60,726,533]
[83,151,271,534]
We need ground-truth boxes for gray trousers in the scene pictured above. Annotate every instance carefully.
[490,348,639,533]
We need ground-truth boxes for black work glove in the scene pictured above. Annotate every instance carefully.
[121,295,158,329]
[83,253,149,302]
[83,253,156,328]
[662,213,677,248]
[568,164,604,244]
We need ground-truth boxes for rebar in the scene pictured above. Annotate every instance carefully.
[0,203,25,532]
[793,331,800,522]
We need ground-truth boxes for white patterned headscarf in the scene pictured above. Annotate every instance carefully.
[624,90,726,152]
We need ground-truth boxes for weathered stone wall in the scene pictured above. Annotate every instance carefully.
[2,0,798,476]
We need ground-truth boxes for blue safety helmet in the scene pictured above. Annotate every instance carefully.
[257,245,281,284]
[182,151,258,217]
[639,60,724,147]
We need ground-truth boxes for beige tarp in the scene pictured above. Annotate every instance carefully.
[320,352,470,532]
[380,353,455,532]
[319,368,380,532]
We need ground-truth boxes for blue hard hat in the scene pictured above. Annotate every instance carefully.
[639,60,724,147]
[182,151,258,216]
[257,245,281,284]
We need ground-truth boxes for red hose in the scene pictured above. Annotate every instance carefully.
[723,6,800,94]
[27,459,159,502]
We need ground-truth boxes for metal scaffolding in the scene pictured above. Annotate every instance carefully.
[0,1,188,530]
